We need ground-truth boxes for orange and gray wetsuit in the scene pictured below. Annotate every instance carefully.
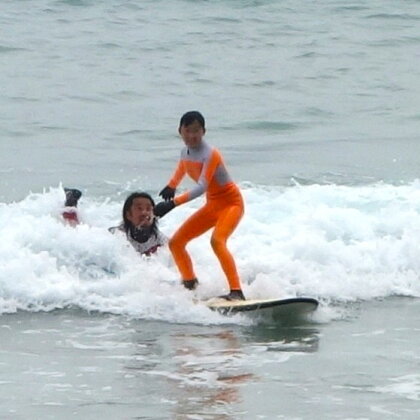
[168,141,244,291]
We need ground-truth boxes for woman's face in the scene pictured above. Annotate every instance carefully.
[126,197,154,227]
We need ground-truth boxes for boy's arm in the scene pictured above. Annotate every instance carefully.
[174,149,220,205]
[159,160,185,201]
[168,160,185,188]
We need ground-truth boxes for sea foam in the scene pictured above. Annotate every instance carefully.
[1,182,420,322]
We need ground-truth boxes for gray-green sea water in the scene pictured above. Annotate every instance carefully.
[1,0,420,418]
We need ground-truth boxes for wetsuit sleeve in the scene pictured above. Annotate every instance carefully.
[167,160,185,189]
[174,149,221,206]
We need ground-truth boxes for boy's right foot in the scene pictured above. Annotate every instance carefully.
[219,289,246,301]
[183,278,199,290]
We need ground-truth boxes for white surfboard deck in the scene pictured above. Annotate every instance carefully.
[204,296,319,317]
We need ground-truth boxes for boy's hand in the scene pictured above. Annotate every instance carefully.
[154,201,175,218]
[159,186,175,201]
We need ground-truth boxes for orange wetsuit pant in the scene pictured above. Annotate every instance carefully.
[169,194,244,290]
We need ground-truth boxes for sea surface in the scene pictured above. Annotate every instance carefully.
[1,0,420,419]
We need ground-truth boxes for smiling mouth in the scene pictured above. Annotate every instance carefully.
[138,216,152,225]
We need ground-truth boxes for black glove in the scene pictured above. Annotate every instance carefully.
[159,185,176,201]
[154,201,175,218]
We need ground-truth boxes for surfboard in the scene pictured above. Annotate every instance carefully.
[204,297,319,318]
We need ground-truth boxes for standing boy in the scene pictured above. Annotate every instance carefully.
[154,111,245,300]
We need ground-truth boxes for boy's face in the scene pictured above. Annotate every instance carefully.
[179,120,205,149]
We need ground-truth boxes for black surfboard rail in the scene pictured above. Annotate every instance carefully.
[206,296,319,315]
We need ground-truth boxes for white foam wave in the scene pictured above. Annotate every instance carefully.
[1,182,420,322]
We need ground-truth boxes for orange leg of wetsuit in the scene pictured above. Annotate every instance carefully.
[169,199,244,290]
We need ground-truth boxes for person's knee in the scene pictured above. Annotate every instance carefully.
[169,234,186,253]
[210,235,225,253]
[168,236,177,252]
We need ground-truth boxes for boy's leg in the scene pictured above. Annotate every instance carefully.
[210,204,244,291]
[169,204,217,284]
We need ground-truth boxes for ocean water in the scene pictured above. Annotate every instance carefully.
[1,0,420,419]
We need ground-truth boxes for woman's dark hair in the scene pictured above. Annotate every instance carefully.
[179,111,205,129]
[122,192,158,237]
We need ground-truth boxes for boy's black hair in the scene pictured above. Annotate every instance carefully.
[179,111,205,129]
[122,192,158,237]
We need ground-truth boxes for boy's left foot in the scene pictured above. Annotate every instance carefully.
[219,290,246,301]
